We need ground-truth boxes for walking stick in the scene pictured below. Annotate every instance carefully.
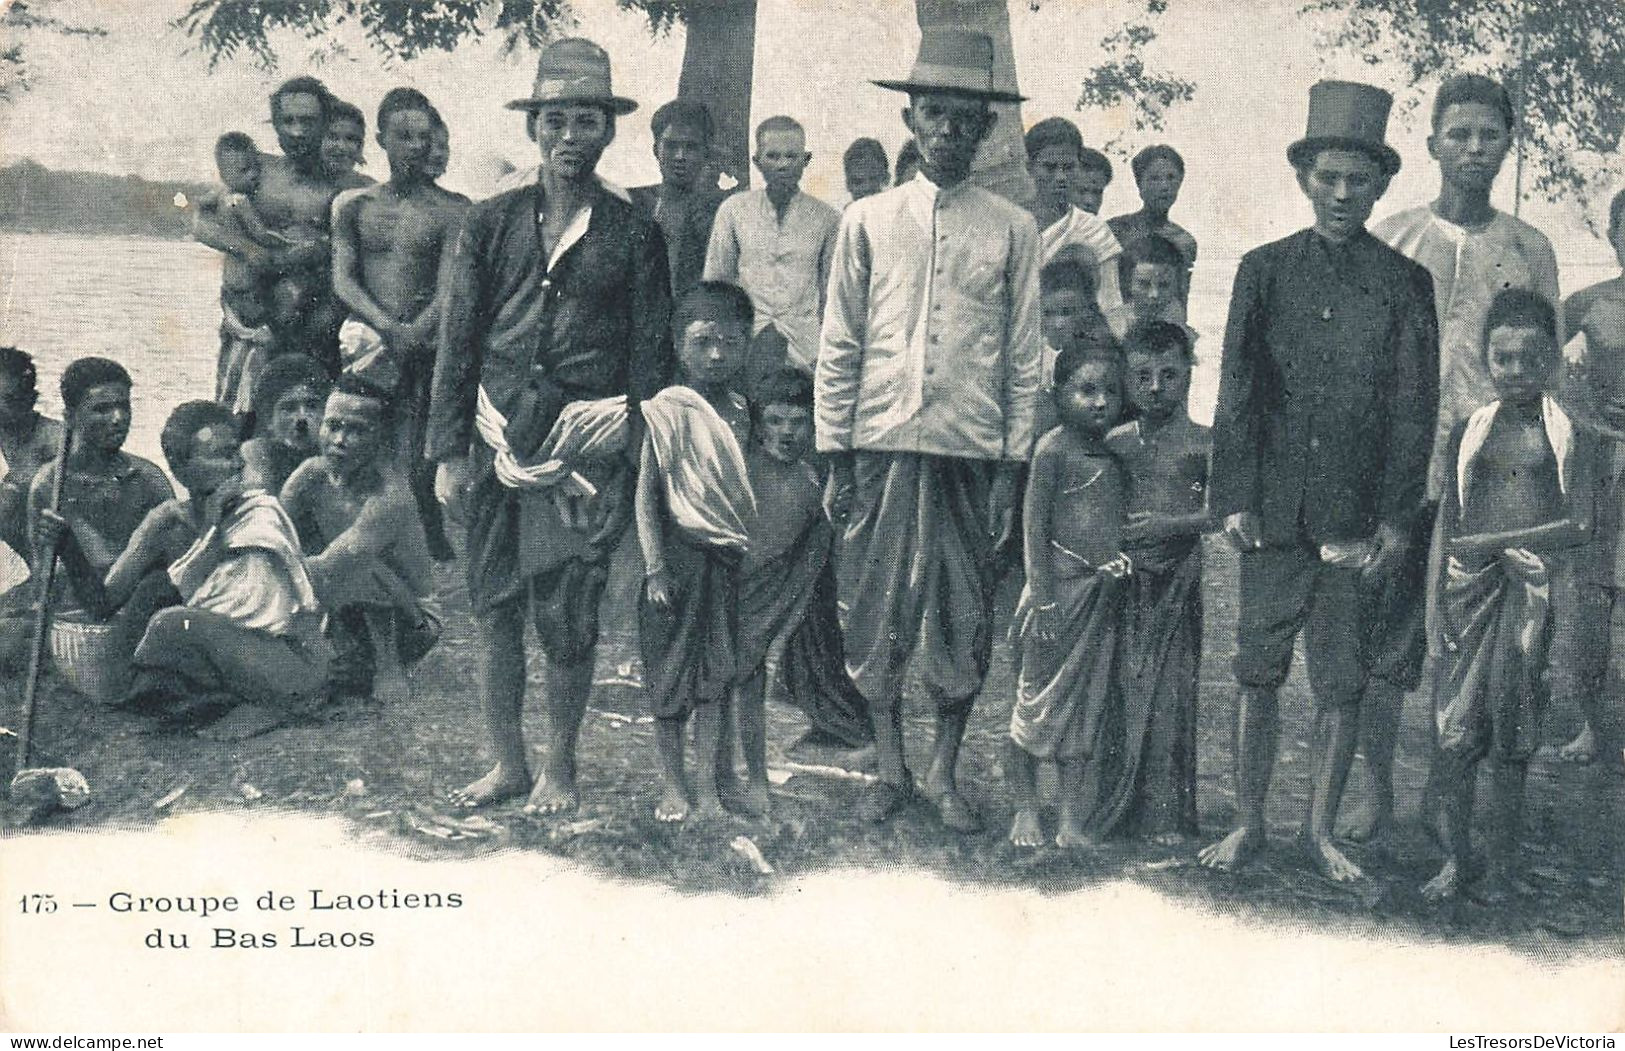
[12,422,71,781]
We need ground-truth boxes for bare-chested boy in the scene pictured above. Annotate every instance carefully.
[1008,349,1131,848]
[1426,288,1596,903]
[332,87,470,561]
[240,353,330,493]
[282,377,436,707]
[321,99,371,185]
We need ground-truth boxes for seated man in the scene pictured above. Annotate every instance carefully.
[40,400,330,739]
[0,347,63,594]
[281,377,437,706]
[240,353,330,493]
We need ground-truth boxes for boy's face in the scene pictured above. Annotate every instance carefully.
[1486,324,1555,405]
[1297,148,1387,241]
[1042,287,1095,351]
[1074,169,1109,215]
[427,125,450,180]
[319,391,385,475]
[654,121,709,191]
[758,402,813,464]
[378,108,433,180]
[72,382,132,454]
[321,117,366,175]
[1056,360,1122,436]
[268,381,325,454]
[1126,348,1191,424]
[1138,157,1183,214]
[532,104,613,180]
[1428,102,1510,194]
[679,319,748,391]
[754,128,809,193]
[1129,262,1179,314]
[845,159,889,202]
[177,423,245,500]
[218,149,261,194]
[1029,143,1079,214]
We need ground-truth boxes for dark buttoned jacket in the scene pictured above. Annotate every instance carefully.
[428,181,674,465]
[1209,227,1440,545]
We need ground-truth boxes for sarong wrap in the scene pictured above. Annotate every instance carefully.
[216,305,276,415]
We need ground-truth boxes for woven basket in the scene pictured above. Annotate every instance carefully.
[49,618,129,705]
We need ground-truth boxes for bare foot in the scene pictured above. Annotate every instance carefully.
[522,770,579,816]
[1304,834,1365,883]
[196,703,284,742]
[1339,805,1396,846]
[1009,807,1044,848]
[692,793,729,823]
[448,762,529,809]
[738,779,771,818]
[1198,826,1264,872]
[1055,820,1100,850]
[1559,724,1597,765]
[1421,860,1463,903]
[655,788,690,823]
[929,788,984,834]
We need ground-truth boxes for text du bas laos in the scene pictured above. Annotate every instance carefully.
[1451,1039,1616,1049]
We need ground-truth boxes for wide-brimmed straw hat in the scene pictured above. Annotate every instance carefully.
[1286,79,1402,176]
[506,37,638,116]
[872,27,1027,104]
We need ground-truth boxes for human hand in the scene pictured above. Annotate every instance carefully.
[989,464,1020,549]
[1223,511,1262,552]
[435,457,470,523]
[1098,552,1134,579]
[1501,546,1548,582]
[1125,510,1174,543]
[645,568,676,615]
[1026,598,1058,642]
[33,508,70,555]
[1363,521,1408,584]
[823,456,855,525]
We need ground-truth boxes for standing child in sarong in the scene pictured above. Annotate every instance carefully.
[1008,350,1133,848]
[637,282,757,823]
[1425,288,1597,904]
[1090,321,1210,843]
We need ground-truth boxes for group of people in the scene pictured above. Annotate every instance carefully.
[3,25,1624,906]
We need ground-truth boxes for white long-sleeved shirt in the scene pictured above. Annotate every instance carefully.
[815,172,1043,462]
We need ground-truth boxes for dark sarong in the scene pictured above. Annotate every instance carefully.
[639,531,739,719]
[1086,538,1202,838]
[130,607,331,715]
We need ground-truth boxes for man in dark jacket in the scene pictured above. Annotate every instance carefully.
[430,38,674,814]
[1201,81,1440,882]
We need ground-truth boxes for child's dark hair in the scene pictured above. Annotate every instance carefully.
[1431,74,1514,134]
[1126,320,1194,363]
[0,346,39,403]
[60,357,131,412]
[843,137,888,175]
[1078,146,1113,183]
[755,367,813,412]
[1024,117,1083,161]
[651,98,715,143]
[1041,256,1098,299]
[1053,347,1122,393]
[1482,287,1558,357]
[676,281,754,335]
[160,400,241,472]
[1127,233,1186,271]
[1131,143,1185,182]
[330,372,396,426]
[251,353,331,427]
[215,131,259,159]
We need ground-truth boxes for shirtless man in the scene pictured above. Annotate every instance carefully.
[332,88,470,560]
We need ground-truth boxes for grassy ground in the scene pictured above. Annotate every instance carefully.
[4,535,1621,961]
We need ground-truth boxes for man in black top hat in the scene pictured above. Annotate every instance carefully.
[1202,80,1440,882]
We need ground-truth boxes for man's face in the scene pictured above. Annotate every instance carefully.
[845,160,889,202]
[678,319,747,391]
[273,92,325,162]
[753,128,809,193]
[532,104,613,180]
[72,382,132,454]
[1297,148,1388,242]
[177,423,245,501]
[0,372,35,429]
[218,149,261,195]
[758,402,813,464]
[1138,157,1183,215]
[1126,348,1191,425]
[268,382,325,455]
[1429,102,1511,195]
[1129,262,1179,314]
[904,93,994,182]
[320,116,366,176]
[1074,169,1109,215]
[655,121,709,191]
[1056,360,1121,436]
[1029,143,1079,214]
[427,125,450,180]
[378,109,434,181]
[1042,287,1094,351]
[1486,325,1555,405]
[319,391,385,475]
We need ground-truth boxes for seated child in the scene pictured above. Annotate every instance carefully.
[1425,288,1598,904]
[1105,234,1200,349]
[241,354,330,493]
[204,133,289,411]
[637,282,756,823]
[733,369,873,813]
[281,377,437,706]
[1090,321,1211,843]
[1007,349,1133,849]
[843,137,890,204]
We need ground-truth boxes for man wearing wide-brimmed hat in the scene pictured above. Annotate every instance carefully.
[1204,80,1439,882]
[429,38,674,815]
[816,28,1043,833]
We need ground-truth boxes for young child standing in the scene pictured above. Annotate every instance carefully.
[1105,235,1199,348]
[1008,350,1133,848]
[637,283,757,823]
[1426,289,1597,903]
[1090,321,1210,843]
[205,132,288,412]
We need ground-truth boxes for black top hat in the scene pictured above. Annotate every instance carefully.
[1287,80,1401,176]
[872,28,1027,104]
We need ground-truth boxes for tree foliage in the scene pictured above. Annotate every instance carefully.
[1,0,107,104]
[1071,0,1195,157]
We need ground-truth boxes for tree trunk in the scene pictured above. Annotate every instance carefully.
[678,0,758,190]
[913,0,1034,206]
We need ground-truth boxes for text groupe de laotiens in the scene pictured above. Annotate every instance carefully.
[107,888,464,918]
